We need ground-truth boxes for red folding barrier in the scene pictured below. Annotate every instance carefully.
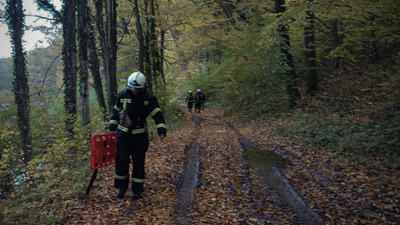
[90,133,117,171]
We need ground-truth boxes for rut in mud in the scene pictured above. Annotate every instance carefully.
[175,115,201,224]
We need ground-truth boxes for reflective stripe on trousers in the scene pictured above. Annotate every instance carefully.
[114,137,149,190]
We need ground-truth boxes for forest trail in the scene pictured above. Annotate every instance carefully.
[64,109,399,224]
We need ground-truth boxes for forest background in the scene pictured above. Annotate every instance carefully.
[0,0,399,223]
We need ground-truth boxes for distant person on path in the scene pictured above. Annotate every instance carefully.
[195,89,206,113]
[185,90,195,112]
[108,71,167,200]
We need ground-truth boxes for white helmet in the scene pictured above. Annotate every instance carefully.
[127,71,146,89]
[189,90,192,93]
[197,89,201,92]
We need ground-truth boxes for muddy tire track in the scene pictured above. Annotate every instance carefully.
[175,111,295,224]
[174,110,325,224]
[227,120,325,224]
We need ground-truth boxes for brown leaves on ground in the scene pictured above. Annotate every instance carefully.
[63,109,399,224]
[235,112,400,225]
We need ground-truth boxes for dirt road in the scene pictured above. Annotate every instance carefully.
[66,109,398,224]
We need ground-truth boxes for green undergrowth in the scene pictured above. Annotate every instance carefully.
[272,67,400,172]
[275,112,400,172]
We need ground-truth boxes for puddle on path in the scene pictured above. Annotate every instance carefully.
[243,141,325,225]
[247,146,290,174]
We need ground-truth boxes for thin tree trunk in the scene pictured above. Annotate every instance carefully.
[150,0,161,86]
[274,0,301,108]
[305,0,318,95]
[160,29,166,82]
[95,0,117,114]
[216,38,222,65]
[95,0,110,105]
[330,20,343,69]
[109,0,118,107]
[368,19,379,61]
[78,0,90,126]
[88,14,108,121]
[63,0,78,135]
[134,0,145,75]
[144,0,152,91]
[6,0,33,164]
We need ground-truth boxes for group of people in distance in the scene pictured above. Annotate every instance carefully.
[185,89,206,113]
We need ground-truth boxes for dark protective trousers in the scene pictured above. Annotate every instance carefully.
[195,102,201,113]
[114,138,149,193]
[187,102,193,112]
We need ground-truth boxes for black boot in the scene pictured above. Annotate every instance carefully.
[117,188,127,199]
[131,182,144,200]
[131,192,142,200]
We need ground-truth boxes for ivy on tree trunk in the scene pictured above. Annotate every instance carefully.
[274,0,301,108]
[94,0,117,115]
[78,0,90,126]
[305,0,318,95]
[6,0,33,164]
[63,0,78,136]
[134,0,146,81]
[88,13,108,121]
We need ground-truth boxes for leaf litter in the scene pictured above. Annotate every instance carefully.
[62,109,399,224]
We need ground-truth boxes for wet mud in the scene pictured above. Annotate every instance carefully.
[175,143,200,225]
[241,139,325,225]
[175,115,202,224]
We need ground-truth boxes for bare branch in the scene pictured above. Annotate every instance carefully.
[25,13,57,22]
[36,0,62,22]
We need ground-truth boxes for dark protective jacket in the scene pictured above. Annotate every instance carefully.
[108,89,166,141]
[186,93,195,103]
[196,92,206,103]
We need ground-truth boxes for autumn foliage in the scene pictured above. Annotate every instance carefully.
[1,0,399,224]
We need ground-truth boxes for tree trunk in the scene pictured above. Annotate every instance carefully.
[95,0,117,114]
[95,0,110,108]
[134,0,146,76]
[160,29,166,82]
[216,38,222,65]
[109,0,118,107]
[78,0,90,126]
[330,20,343,69]
[63,0,78,135]
[305,0,318,95]
[6,0,33,164]
[150,0,162,86]
[144,0,153,91]
[88,14,108,121]
[274,0,301,108]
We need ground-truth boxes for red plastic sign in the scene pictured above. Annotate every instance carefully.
[90,133,117,170]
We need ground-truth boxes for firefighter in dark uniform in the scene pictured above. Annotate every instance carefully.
[108,71,166,200]
[195,89,206,113]
[185,90,195,112]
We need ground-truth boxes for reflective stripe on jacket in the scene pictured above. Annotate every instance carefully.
[108,89,166,138]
